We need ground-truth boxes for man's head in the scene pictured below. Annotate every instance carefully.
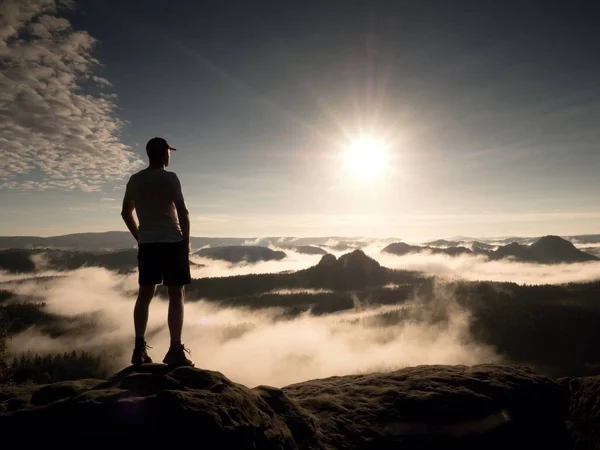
[146,137,176,167]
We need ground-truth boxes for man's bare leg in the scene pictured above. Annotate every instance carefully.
[163,285,194,366]
[134,284,156,339]
[131,284,156,365]
[167,285,184,343]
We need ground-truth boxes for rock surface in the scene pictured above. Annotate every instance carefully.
[308,250,388,289]
[0,363,594,449]
[284,364,569,449]
[563,375,600,450]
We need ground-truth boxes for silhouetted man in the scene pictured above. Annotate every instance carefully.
[121,137,194,367]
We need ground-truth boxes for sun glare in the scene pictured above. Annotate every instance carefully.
[342,137,389,180]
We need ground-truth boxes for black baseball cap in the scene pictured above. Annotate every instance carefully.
[146,137,177,156]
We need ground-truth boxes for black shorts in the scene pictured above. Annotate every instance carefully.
[137,240,191,286]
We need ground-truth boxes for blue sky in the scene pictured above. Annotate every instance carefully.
[1,0,600,240]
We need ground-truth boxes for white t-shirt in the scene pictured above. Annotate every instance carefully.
[123,168,185,244]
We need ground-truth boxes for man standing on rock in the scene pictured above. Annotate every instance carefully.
[121,137,194,367]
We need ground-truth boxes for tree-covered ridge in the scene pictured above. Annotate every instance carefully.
[7,351,109,385]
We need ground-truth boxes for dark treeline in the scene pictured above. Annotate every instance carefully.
[1,302,53,334]
[211,285,416,316]
[186,268,427,301]
[5,351,109,385]
[0,302,109,385]
[421,280,600,378]
[0,248,138,274]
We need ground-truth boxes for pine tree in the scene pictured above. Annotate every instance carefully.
[0,323,8,383]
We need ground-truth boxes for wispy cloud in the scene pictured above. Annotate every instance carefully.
[0,0,143,192]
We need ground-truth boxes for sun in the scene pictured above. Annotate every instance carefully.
[342,137,389,180]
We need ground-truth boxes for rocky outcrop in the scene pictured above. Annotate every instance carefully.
[0,363,321,447]
[306,250,388,289]
[284,364,569,449]
[0,363,590,448]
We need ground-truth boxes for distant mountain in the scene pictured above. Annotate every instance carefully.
[425,239,496,252]
[447,234,600,247]
[471,241,496,252]
[0,233,253,251]
[0,232,137,251]
[193,245,287,263]
[424,239,462,247]
[565,234,600,244]
[382,235,599,264]
[492,236,541,245]
[0,232,380,252]
[578,246,600,258]
[382,242,473,257]
[321,243,360,252]
[492,235,598,264]
[0,248,203,274]
[282,245,328,255]
[0,248,139,273]
[0,249,38,273]
[2,230,599,258]
[301,249,389,290]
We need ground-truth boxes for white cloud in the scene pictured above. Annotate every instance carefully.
[188,249,323,278]
[0,0,143,192]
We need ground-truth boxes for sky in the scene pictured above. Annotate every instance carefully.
[1,0,600,240]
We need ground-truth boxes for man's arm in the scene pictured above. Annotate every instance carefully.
[175,199,190,249]
[121,199,139,243]
[171,173,190,251]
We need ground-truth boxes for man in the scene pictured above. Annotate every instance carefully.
[121,137,194,367]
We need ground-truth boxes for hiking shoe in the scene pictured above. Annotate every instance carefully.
[131,341,153,366]
[163,343,194,367]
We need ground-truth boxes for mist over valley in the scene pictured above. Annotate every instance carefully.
[1,231,599,388]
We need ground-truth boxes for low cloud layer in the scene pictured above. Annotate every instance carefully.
[2,266,499,387]
[0,0,142,191]
[4,238,600,386]
[190,241,600,286]
[4,238,600,287]
[373,249,600,285]
[189,249,324,279]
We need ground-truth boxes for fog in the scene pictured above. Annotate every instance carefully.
[3,237,600,386]
[189,250,323,278]
[2,266,499,387]
[375,250,600,285]
[192,241,600,286]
